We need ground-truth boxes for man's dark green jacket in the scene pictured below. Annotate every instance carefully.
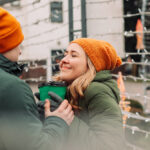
[68,71,127,150]
[0,54,68,150]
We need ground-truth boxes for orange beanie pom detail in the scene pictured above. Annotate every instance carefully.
[71,38,122,72]
[0,7,24,53]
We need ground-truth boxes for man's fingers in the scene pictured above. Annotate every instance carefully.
[67,110,74,120]
[57,100,68,111]
[64,104,72,114]
[43,99,74,126]
[44,99,51,117]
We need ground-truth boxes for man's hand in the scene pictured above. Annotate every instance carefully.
[36,92,64,112]
[45,99,74,126]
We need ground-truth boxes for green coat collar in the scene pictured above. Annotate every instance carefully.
[0,54,25,77]
[93,70,112,82]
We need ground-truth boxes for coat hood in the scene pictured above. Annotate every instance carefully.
[93,70,120,103]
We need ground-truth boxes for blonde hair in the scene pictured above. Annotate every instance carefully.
[68,57,96,106]
[53,56,96,108]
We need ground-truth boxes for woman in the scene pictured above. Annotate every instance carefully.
[55,38,126,150]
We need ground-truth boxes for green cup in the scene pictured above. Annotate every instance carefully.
[38,81,67,101]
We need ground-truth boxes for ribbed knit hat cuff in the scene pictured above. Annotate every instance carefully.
[0,23,24,53]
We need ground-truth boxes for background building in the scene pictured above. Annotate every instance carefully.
[0,0,125,82]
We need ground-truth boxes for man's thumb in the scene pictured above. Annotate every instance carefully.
[44,99,51,117]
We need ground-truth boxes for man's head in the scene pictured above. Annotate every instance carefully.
[0,7,24,61]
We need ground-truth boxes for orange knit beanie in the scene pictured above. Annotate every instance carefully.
[71,38,122,72]
[0,7,24,53]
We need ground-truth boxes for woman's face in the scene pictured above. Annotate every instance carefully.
[59,43,88,83]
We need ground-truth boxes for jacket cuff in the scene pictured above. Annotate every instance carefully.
[44,116,69,128]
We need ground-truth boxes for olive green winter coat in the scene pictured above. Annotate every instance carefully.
[0,54,68,150]
[68,71,127,150]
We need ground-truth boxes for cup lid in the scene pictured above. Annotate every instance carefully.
[38,81,66,88]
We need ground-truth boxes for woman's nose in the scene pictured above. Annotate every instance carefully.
[61,55,69,63]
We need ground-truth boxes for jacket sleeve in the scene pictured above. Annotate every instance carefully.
[69,82,126,150]
[1,78,68,150]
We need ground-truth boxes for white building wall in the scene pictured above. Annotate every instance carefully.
[86,0,125,57]
[19,0,69,61]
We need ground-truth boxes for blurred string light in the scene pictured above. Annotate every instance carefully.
[22,17,81,28]
[120,92,150,101]
[87,12,150,20]
[24,22,69,40]
[124,11,150,18]
[122,61,150,66]
[112,74,150,82]
[19,0,41,8]
[86,0,119,4]
[125,52,150,56]
[15,0,54,18]
[22,17,50,28]
[124,30,150,37]
[22,77,45,82]
[15,2,49,18]
[23,34,68,47]
[86,30,150,37]
[124,124,150,138]
[122,110,150,122]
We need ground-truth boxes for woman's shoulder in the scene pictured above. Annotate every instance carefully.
[83,82,107,104]
[85,81,110,96]
[84,80,120,106]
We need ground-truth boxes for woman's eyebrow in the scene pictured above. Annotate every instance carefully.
[70,50,79,53]
[65,49,79,54]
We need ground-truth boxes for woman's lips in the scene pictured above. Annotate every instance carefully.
[61,66,71,70]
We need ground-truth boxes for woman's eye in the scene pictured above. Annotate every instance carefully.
[72,54,77,57]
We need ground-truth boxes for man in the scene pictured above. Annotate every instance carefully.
[0,7,74,150]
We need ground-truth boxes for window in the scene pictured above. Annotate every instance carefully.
[50,2,63,23]
[51,49,64,75]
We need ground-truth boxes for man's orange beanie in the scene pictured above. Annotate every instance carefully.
[71,38,122,72]
[0,7,24,53]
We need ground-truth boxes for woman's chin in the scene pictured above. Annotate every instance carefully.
[60,75,71,83]
[60,74,68,81]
